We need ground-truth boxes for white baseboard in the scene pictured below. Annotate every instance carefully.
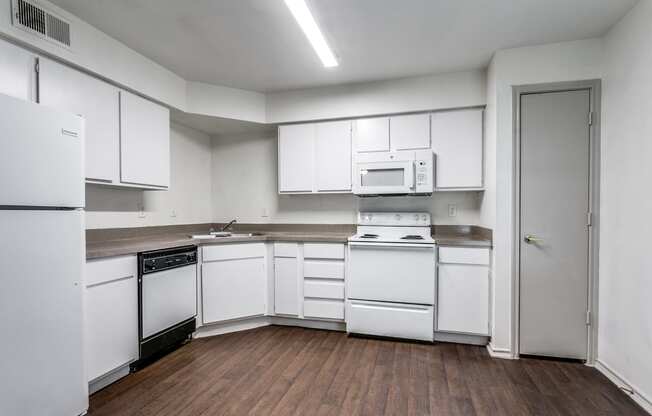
[594,360,652,414]
[89,363,131,394]
[435,331,489,346]
[194,315,346,338]
[194,316,271,338]
[271,316,346,332]
[486,342,514,359]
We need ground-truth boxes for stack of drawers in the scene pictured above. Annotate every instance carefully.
[302,243,345,321]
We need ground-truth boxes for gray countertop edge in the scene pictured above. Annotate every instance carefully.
[86,233,492,260]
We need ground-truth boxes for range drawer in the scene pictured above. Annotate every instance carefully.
[303,260,345,280]
[304,280,344,300]
[438,247,490,265]
[303,243,345,259]
[203,243,265,262]
[303,299,344,320]
[346,300,434,341]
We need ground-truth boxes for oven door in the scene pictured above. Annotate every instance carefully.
[353,160,415,195]
[348,242,435,304]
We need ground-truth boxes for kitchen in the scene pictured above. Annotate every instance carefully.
[1,0,651,415]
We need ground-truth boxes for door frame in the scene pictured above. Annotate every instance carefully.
[511,80,601,364]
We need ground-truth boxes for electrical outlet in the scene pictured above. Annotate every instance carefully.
[170,209,177,218]
[448,204,457,217]
[262,208,269,218]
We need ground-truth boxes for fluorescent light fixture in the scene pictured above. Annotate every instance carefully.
[284,0,338,67]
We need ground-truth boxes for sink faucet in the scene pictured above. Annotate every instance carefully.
[221,219,237,232]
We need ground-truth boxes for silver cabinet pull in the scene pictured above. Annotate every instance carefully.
[524,235,543,244]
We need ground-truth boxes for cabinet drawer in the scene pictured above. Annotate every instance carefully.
[203,243,265,262]
[438,247,489,265]
[304,243,345,259]
[303,299,344,320]
[304,280,344,300]
[274,242,298,257]
[86,255,137,287]
[304,260,344,280]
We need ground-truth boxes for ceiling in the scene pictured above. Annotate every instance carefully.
[50,0,637,92]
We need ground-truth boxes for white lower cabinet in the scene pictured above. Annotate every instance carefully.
[274,256,299,316]
[201,244,266,323]
[85,256,138,383]
[436,247,490,336]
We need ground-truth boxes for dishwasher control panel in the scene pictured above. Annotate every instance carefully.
[140,246,197,274]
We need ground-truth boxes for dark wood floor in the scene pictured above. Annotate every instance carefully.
[89,326,645,416]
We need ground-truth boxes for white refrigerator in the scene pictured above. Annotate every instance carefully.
[0,93,88,415]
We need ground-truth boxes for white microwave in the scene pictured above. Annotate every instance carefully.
[352,150,433,195]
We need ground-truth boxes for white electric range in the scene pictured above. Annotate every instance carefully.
[347,212,436,342]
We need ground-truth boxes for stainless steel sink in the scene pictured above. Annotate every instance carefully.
[189,232,264,239]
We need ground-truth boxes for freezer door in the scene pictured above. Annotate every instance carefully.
[0,93,84,208]
[0,210,88,416]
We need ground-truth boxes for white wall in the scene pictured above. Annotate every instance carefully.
[486,38,604,355]
[211,132,482,225]
[598,0,652,409]
[266,70,486,123]
[86,123,212,229]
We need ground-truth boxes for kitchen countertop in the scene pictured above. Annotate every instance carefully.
[86,223,492,260]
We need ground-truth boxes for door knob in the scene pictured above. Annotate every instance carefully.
[524,235,543,244]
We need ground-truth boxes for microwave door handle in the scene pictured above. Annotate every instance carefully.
[409,162,416,190]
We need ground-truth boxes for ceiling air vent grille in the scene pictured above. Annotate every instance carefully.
[11,0,71,48]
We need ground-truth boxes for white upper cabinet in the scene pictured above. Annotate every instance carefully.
[278,124,315,193]
[0,39,36,101]
[390,113,431,151]
[278,121,352,194]
[315,120,352,192]
[120,91,170,188]
[353,117,390,153]
[431,109,484,189]
[39,58,120,183]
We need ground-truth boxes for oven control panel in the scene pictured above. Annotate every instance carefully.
[358,212,431,226]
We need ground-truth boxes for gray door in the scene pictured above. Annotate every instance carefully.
[519,89,591,360]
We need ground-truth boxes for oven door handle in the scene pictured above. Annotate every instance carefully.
[349,242,434,249]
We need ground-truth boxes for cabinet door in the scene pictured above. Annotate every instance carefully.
[390,113,430,150]
[85,258,138,382]
[315,120,352,192]
[431,109,483,189]
[39,58,120,183]
[0,39,36,101]
[120,91,170,188]
[437,264,489,335]
[278,124,314,193]
[202,258,266,323]
[274,257,299,316]
[353,117,389,152]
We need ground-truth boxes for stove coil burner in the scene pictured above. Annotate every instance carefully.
[360,234,379,239]
[400,235,425,240]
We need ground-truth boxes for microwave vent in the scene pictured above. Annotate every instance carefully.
[12,0,71,48]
